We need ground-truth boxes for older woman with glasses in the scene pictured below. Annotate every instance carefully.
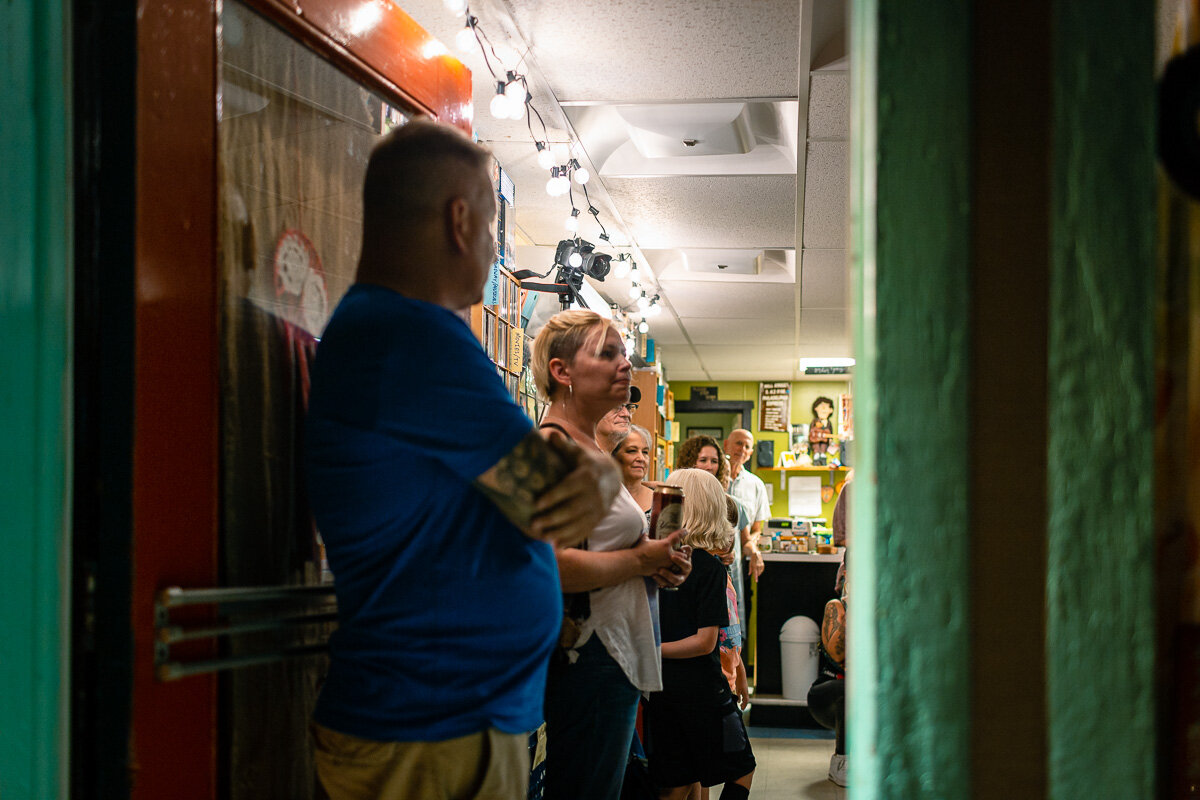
[594,386,641,451]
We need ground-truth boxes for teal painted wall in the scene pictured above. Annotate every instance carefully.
[851,0,974,796]
[0,0,72,797]
[848,1,1158,796]
[1047,1,1156,795]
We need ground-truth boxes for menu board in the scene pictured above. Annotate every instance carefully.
[759,381,791,433]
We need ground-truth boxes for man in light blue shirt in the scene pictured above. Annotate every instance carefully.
[725,429,768,625]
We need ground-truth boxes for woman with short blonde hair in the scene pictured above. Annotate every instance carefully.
[529,309,612,401]
[530,310,692,800]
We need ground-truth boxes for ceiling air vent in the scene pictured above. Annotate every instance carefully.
[617,103,754,158]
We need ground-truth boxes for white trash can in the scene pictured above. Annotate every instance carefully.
[779,615,821,701]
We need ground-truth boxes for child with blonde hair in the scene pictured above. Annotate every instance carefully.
[644,469,756,799]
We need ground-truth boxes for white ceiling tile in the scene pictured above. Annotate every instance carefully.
[696,344,795,369]
[658,346,702,370]
[808,72,849,140]
[642,316,690,345]
[677,316,794,346]
[660,280,796,318]
[508,0,801,102]
[802,140,848,249]
[800,249,847,309]
[604,176,797,250]
[797,309,850,351]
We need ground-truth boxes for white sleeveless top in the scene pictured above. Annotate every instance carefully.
[575,485,662,692]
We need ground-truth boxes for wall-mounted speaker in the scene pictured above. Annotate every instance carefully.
[755,440,774,468]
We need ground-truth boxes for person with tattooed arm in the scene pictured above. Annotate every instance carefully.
[304,120,621,800]
[807,476,851,787]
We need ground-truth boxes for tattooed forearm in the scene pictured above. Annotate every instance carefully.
[822,598,846,666]
[474,430,571,532]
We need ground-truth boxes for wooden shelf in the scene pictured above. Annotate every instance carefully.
[749,692,810,708]
[760,465,850,473]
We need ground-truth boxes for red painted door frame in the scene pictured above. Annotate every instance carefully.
[131,3,471,797]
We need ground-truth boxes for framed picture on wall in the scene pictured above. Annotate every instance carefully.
[687,426,724,440]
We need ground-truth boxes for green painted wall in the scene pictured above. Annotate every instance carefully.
[1047,1,1156,796]
[0,0,72,797]
[851,1,974,797]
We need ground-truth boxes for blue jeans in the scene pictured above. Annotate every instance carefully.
[543,635,641,800]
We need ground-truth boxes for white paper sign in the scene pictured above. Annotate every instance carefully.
[787,476,823,517]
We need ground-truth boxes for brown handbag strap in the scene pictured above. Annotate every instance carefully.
[538,421,571,437]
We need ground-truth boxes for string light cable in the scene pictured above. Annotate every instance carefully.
[449,2,652,312]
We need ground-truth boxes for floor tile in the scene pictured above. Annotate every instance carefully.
[707,733,847,799]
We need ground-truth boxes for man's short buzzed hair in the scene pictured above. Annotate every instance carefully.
[362,118,492,236]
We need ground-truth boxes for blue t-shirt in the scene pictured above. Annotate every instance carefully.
[305,284,561,742]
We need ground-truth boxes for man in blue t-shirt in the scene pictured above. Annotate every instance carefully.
[306,120,620,800]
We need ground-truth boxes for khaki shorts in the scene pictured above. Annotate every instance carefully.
[312,723,530,800]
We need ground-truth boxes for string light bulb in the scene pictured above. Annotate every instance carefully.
[638,320,650,334]
[612,255,631,279]
[566,159,591,186]
[444,0,469,17]
[565,209,580,233]
[455,21,476,53]
[628,284,642,300]
[568,251,583,268]
[504,74,524,103]
[636,294,651,311]
[536,142,555,170]
[502,74,526,119]
[545,167,570,197]
[489,82,512,120]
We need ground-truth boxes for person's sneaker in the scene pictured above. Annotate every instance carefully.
[828,753,848,786]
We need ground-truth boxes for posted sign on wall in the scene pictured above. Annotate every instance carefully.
[758,382,791,433]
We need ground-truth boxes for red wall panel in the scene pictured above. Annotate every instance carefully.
[131,1,472,797]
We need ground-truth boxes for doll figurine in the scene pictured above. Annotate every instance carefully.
[808,396,835,466]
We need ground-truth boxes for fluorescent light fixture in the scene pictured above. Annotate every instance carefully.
[800,357,855,369]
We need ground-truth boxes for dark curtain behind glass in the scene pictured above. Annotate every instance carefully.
[218,3,406,796]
